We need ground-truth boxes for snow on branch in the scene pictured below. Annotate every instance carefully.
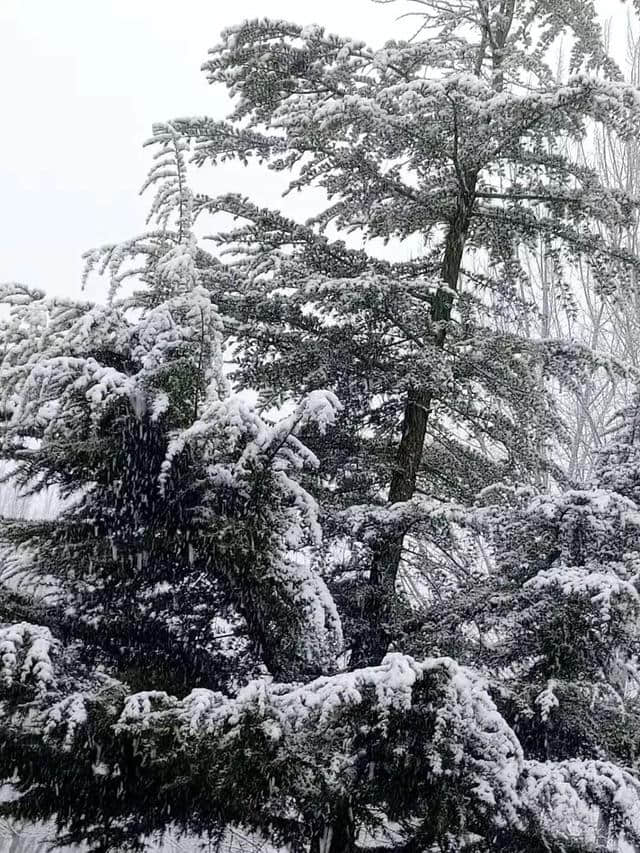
[341,495,467,543]
[0,622,56,695]
[524,759,640,848]
[44,651,524,831]
[4,626,640,850]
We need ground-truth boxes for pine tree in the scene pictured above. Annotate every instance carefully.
[160,0,640,666]
[417,424,640,848]
[3,3,640,853]
[0,127,344,693]
[0,129,346,848]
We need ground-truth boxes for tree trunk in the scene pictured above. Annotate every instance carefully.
[311,801,356,853]
[351,178,477,668]
[596,808,613,851]
[349,0,518,671]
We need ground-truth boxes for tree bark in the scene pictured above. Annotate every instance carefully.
[351,177,477,668]
[311,801,356,853]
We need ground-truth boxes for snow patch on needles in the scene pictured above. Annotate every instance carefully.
[524,760,640,845]
[0,622,56,694]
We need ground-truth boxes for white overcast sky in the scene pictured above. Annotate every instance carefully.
[0,0,629,300]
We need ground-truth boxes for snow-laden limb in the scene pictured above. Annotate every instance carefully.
[159,390,341,501]
[43,694,88,751]
[341,495,467,542]
[154,387,344,673]
[272,390,343,441]
[535,680,560,723]
[140,123,194,232]
[164,653,525,834]
[510,490,640,630]
[132,284,227,397]
[0,283,227,460]
[42,652,524,833]
[279,555,344,671]
[523,759,640,848]
[4,627,640,851]
[233,390,343,485]
[117,690,178,730]
[0,282,46,306]
[0,623,56,695]
[196,653,440,734]
[525,563,640,622]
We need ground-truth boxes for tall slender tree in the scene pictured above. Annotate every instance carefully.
[161,0,640,665]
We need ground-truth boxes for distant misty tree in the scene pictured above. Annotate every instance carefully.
[3,2,640,853]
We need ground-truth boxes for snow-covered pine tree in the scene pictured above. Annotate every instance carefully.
[414,402,640,849]
[0,164,343,691]
[0,128,347,848]
[3,3,640,853]
[152,0,640,667]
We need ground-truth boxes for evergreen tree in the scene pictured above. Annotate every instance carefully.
[0,126,343,692]
[159,0,640,665]
[2,3,640,853]
[0,131,350,848]
[417,424,640,848]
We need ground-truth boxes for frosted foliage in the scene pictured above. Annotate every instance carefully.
[0,623,56,694]
[344,495,466,542]
[34,650,640,844]
[524,760,640,847]
[158,389,341,545]
[131,285,228,399]
[535,680,559,722]
[0,281,227,457]
[117,691,177,729]
[0,129,226,461]
[159,389,344,667]
[141,123,194,235]
[597,395,640,502]
[154,235,199,292]
[44,695,88,752]
[290,390,342,436]
[159,389,341,497]
[520,490,640,621]
[113,654,523,829]
[526,565,640,621]
[279,556,343,668]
